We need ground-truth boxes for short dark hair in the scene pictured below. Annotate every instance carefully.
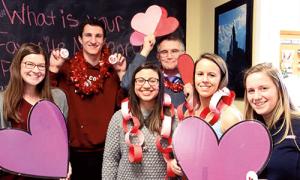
[78,18,106,38]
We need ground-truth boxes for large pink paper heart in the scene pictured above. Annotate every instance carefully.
[177,54,194,84]
[0,100,68,178]
[131,5,162,35]
[173,117,271,180]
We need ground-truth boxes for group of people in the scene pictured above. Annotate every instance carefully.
[0,17,299,180]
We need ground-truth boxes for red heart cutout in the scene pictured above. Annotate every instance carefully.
[177,54,194,84]
[154,18,179,37]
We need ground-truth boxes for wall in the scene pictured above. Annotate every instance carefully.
[252,0,300,67]
[186,0,230,60]
[186,0,246,112]
[187,0,300,113]
[187,0,300,65]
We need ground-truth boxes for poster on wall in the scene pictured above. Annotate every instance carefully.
[280,31,300,108]
[214,0,253,98]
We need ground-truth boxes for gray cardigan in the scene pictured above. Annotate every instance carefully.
[0,88,68,129]
[102,110,178,179]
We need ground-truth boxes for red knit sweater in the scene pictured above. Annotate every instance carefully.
[50,55,124,152]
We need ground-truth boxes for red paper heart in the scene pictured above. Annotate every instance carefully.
[177,54,194,84]
[154,12,179,37]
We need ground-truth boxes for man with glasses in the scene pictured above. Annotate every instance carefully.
[156,34,188,107]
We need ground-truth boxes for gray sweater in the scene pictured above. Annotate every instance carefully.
[102,110,178,179]
[0,88,68,129]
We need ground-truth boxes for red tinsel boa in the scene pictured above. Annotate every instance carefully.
[70,45,112,96]
[164,78,184,93]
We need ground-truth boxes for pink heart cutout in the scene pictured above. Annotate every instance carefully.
[130,31,145,46]
[130,5,180,46]
[131,5,162,35]
[177,54,194,84]
[173,117,271,180]
[0,100,68,178]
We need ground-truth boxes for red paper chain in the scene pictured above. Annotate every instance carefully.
[121,94,176,178]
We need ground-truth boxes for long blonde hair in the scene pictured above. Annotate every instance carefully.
[243,63,300,143]
[3,43,52,123]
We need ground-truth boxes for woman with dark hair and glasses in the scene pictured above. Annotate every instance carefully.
[102,62,183,179]
[0,43,69,179]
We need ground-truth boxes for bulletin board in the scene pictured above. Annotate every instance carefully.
[280,30,300,77]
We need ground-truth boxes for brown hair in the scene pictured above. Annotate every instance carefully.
[193,53,229,101]
[3,43,52,123]
[78,18,106,38]
[128,62,171,134]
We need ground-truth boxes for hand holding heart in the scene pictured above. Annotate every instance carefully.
[130,5,179,46]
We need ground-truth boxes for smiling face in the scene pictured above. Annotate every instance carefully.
[20,54,46,88]
[157,40,184,72]
[194,58,222,99]
[78,24,105,58]
[134,69,160,106]
[246,72,279,121]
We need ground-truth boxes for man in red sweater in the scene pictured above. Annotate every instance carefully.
[49,18,154,179]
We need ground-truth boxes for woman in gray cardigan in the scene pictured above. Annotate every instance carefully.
[102,63,182,179]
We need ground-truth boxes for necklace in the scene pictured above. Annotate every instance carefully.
[164,78,184,92]
[177,87,235,126]
[70,45,111,97]
[121,94,176,177]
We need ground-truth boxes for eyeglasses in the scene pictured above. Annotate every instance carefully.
[23,61,46,71]
[158,49,182,58]
[135,77,159,86]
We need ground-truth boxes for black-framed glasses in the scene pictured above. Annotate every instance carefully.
[23,61,46,71]
[135,77,159,86]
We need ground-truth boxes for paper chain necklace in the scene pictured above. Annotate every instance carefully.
[177,87,235,124]
[121,94,176,178]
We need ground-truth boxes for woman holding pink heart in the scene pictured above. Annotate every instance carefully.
[0,43,70,179]
[189,53,242,139]
[244,63,300,180]
[102,63,183,179]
